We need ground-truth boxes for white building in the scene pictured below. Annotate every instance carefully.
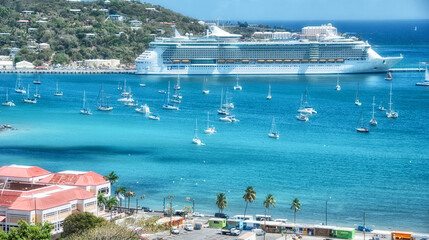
[16,61,35,69]
[301,23,338,41]
[0,60,13,70]
[39,43,50,50]
[84,59,120,68]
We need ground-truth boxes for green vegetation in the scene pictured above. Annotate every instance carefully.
[0,220,53,240]
[263,194,276,217]
[64,222,139,240]
[243,186,256,219]
[62,212,106,237]
[0,0,205,65]
[216,193,228,213]
[104,171,119,185]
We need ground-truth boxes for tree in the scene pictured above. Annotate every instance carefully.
[243,186,256,219]
[104,171,119,185]
[263,194,276,237]
[216,193,227,213]
[97,193,106,210]
[182,206,192,219]
[290,198,302,224]
[3,220,53,240]
[114,186,127,206]
[52,52,69,65]
[104,197,119,211]
[63,212,106,237]
[64,223,138,240]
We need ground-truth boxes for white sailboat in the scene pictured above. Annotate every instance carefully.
[22,84,37,104]
[33,75,41,84]
[139,79,146,87]
[335,74,341,91]
[135,104,151,114]
[120,80,130,97]
[117,81,122,91]
[386,83,398,118]
[355,80,362,106]
[219,115,239,123]
[14,76,26,94]
[97,84,113,111]
[266,83,272,100]
[204,112,216,134]
[268,116,279,138]
[2,89,15,107]
[370,96,377,126]
[233,75,242,90]
[148,114,160,120]
[174,75,181,90]
[297,89,317,114]
[80,90,92,115]
[384,71,392,81]
[416,64,429,86]
[378,101,386,111]
[124,101,138,107]
[356,110,370,133]
[202,78,209,94]
[192,119,205,145]
[33,85,40,98]
[117,94,135,103]
[54,81,63,96]
[163,81,179,110]
[296,113,309,122]
[222,88,234,109]
[217,88,229,115]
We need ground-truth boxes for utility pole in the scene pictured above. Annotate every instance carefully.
[325,196,331,225]
[169,195,174,236]
[363,212,366,240]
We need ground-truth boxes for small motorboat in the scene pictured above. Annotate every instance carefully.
[296,114,309,121]
[158,90,167,94]
[135,104,151,114]
[124,101,138,107]
[384,71,392,81]
[148,114,160,120]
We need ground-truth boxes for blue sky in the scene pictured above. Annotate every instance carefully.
[143,0,429,21]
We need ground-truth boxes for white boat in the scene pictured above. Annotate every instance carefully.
[233,75,242,90]
[416,64,429,86]
[80,90,92,115]
[415,26,418,31]
[384,71,392,81]
[117,95,135,102]
[355,80,362,106]
[386,83,398,118]
[217,89,229,115]
[2,89,15,107]
[174,75,181,90]
[117,82,122,91]
[296,113,309,121]
[369,96,377,126]
[135,104,151,114]
[33,75,41,84]
[121,80,131,97]
[268,116,279,139]
[297,90,317,114]
[266,83,272,100]
[15,77,26,94]
[97,84,113,111]
[54,81,63,96]
[202,78,210,94]
[378,101,386,111]
[192,119,205,145]
[335,74,341,91]
[356,110,370,133]
[124,101,138,107]
[222,88,234,109]
[204,112,216,134]
[22,84,37,104]
[33,85,40,98]
[148,114,160,120]
[219,115,239,122]
[158,90,166,94]
[163,81,179,110]
[139,80,146,87]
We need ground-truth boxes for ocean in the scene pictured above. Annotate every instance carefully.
[1,20,428,232]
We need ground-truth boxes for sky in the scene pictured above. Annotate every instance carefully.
[142,0,429,21]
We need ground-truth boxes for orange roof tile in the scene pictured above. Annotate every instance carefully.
[38,171,108,187]
[0,165,51,178]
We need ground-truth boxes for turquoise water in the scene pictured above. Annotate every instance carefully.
[1,70,428,232]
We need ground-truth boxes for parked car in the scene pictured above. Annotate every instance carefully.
[214,213,229,218]
[171,227,179,234]
[141,207,152,212]
[192,212,204,217]
[221,227,241,236]
[194,223,202,230]
[252,228,265,236]
[184,224,194,231]
[357,226,372,232]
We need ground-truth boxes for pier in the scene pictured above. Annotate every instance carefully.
[389,68,425,72]
[0,69,136,74]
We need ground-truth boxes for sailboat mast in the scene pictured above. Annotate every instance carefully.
[83,90,86,109]
[268,83,271,96]
[356,80,359,101]
[372,96,375,119]
[425,64,429,81]
[27,84,30,98]
[389,83,393,111]
[194,119,198,138]
[5,89,8,101]
[100,85,104,107]
[167,81,170,102]
[207,112,210,129]
[220,88,223,109]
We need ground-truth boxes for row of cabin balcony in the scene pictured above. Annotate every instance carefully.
[170,59,346,64]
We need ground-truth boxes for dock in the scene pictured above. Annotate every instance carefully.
[389,68,425,72]
[0,69,136,74]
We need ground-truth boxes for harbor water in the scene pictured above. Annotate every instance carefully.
[1,20,428,232]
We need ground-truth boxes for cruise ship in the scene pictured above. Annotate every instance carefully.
[135,23,402,75]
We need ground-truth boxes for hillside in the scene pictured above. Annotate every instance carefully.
[0,0,206,66]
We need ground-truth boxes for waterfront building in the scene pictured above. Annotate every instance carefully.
[16,61,35,69]
[136,23,402,75]
[0,165,110,234]
[0,60,13,70]
[84,59,121,68]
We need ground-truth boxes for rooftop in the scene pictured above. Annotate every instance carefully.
[0,165,51,179]
[38,171,108,186]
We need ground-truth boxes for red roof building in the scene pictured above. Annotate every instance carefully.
[0,165,51,183]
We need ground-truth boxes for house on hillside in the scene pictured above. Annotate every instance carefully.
[129,20,142,26]
[39,43,50,50]
[17,20,29,24]
[108,14,125,21]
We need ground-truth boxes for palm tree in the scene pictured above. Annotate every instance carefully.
[216,193,228,213]
[104,171,119,186]
[263,194,276,238]
[104,197,118,211]
[290,198,302,224]
[243,186,256,219]
[97,193,106,211]
[114,186,127,207]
